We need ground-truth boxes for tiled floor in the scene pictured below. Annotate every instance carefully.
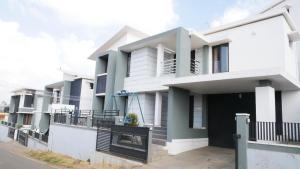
[139,146,235,169]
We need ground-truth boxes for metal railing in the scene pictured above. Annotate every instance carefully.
[53,113,67,124]
[162,59,176,74]
[92,110,119,128]
[249,121,300,143]
[70,110,93,126]
[190,59,200,75]
[18,107,35,113]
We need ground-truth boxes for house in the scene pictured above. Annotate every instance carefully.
[89,6,300,155]
[8,88,44,129]
[36,70,94,133]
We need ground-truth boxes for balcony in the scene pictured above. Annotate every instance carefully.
[18,107,35,113]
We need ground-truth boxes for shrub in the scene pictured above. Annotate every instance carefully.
[127,113,139,127]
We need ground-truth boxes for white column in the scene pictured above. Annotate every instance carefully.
[154,92,162,126]
[156,44,164,77]
[208,46,213,74]
[255,86,276,121]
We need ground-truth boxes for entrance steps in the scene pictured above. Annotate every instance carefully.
[152,127,167,146]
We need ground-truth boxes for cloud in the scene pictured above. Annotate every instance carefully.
[210,0,273,28]
[19,0,178,35]
[0,19,96,102]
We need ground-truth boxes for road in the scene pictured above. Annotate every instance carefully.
[0,143,55,169]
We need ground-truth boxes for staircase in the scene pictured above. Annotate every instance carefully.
[152,127,167,146]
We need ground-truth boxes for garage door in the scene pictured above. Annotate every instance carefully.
[208,93,256,148]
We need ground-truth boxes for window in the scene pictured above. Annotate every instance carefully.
[212,43,229,73]
[190,50,196,74]
[24,95,34,107]
[23,114,32,125]
[126,53,131,77]
[96,75,107,94]
[189,96,194,128]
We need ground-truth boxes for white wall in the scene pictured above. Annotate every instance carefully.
[282,90,300,122]
[0,125,10,142]
[127,93,155,126]
[79,79,93,110]
[124,47,174,92]
[248,143,300,169]
[27,137,48,151]
[48,124,97,161]
[207,16,297,77]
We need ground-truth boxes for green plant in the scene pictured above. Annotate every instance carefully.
[16,124,23,129]
[127,113,139,127]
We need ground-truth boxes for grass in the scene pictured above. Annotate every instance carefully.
[26,150,126,169]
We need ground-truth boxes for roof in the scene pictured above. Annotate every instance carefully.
[259,0,287,14]
[11,88,43,94]
[203,10,297,35]
[88,25,148,60]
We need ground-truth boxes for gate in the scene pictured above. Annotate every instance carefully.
[96,128,111,152]
[7,127,15,139]
[17,130,28,146]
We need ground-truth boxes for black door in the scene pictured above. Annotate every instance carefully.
[208,93,256,148]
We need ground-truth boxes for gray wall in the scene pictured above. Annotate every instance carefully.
[167,87,207,141]
[92,51,117,114]
[62,81,71,104]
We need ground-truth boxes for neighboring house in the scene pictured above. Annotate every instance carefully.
[36,71,94,133]
[89,8,300,155]
[8,88,44,129]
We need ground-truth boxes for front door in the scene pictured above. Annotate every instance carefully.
[208,93,256,148]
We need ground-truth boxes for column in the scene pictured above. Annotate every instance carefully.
[255,86,276,121]
[236,113,249,169]
[156,44,164,77]
[154,92,162,126]
[176,27,191,77]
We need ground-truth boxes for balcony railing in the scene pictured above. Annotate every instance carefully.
[162,59,176,75]
[18,107,35,113]
[191,59,200,75]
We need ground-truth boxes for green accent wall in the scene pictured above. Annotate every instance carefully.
[92,51,118,115]
[62,81,71,104]
[167,87,208,141]
[113,51,129,116]
[176,27,191,77]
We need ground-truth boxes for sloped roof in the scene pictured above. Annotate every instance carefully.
[259,0,287,14]
[88,26,148,60]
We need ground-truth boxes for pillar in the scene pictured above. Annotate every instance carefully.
[255,86,276,121]
[176,27,191,77]
[156,44,164,77]
[154,92,162,126]
[236,113,249,169]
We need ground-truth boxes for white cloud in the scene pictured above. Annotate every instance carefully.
[20,0,178,34]
[210,0,273,28]
[0,19,96,102]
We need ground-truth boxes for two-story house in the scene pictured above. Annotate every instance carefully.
[8,88,44,129]
[36,70,94,133]
[89,7,300,155]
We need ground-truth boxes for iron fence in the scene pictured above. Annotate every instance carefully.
[249,121,300,143]
[92,110,119,128]
[54,113,67,124]
[70,110,92,126]
[41,134,48,143]
[34,132,40,139]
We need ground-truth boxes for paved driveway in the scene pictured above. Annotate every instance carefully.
[0,142,55,169]
[141,146,235,169]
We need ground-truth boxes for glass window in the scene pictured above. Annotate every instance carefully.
[212,43,229,73]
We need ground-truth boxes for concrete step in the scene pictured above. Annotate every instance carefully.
[152,133,167,140]
[152,138,166,146]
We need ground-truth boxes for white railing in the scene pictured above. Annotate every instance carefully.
[191,59,201,75]
[162,59,176,74]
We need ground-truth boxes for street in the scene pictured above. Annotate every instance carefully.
[0,142,55,169]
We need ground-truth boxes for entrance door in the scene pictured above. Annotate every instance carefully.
[208,93,256,148]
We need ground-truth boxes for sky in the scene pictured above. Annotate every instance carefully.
[0,0,275,103]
